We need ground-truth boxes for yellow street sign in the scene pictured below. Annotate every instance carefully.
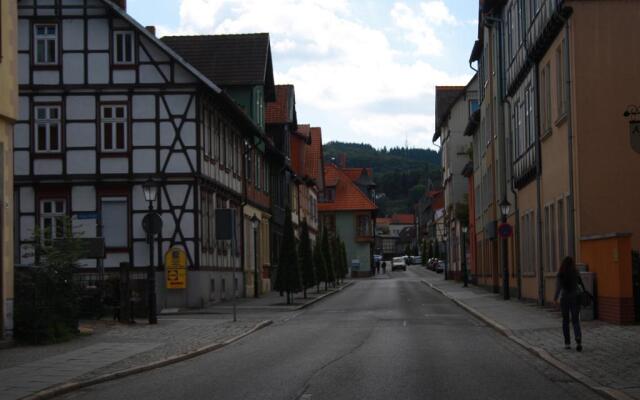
[165,246,187,289]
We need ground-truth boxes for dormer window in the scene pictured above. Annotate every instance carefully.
[113,31,134,64]
[34,24,58,65]
[321,187,336,202]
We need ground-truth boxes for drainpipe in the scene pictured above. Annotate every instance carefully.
[506,96,522,299]
[564,19,576,260]
[533,62,545,306]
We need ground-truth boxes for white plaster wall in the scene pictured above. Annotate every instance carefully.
[34,159,63,175]
[113,70,136,84]
[13,124,29,149]
[100,158,128,174]
[174,65,197,84]
[19,187,35,213]
[99,95,127,102]
[87,19,109,50]
[132,149,156,173]
[67,123,96,147]
[131,213,146,240]
[18,97,29,120]
[104,252,129,268]
[159,122,174,146]
[18,54,29,85]
[67,151,96,174]
[18,19,29,51]
[181,122,196,146]
[131,184,147,211]
[67,96,96,120]
[33,70,59,85]
[20,216,35,242]
[71,186,96,211]
[139,65,165,84]
[181,212,195,238]
[133,242,149,266]
[139,38,169,62]
[164,152,191,173]
[63,53,85,85]
[88,53,109,84]
[164,95,191,116]
[62,19,84,50]
[132,122,156,146]
[132,95,156,119]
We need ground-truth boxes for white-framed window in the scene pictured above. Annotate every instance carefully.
[113,31,134,64]
[101,105,127,152]
[34,24,58,65]
[101,197,128,248]
[40,199,66,240]
[34,105,61,153]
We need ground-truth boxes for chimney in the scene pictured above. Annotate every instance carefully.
[113,0,126,11]
[339,153,347,168]
[145,26,156,37]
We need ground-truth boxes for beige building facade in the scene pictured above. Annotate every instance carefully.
[1,0,18,338]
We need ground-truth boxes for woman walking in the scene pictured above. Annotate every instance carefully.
[554,256,584,352]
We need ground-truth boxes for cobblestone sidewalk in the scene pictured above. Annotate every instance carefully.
[0,317,270,400]
[422,272,640,400]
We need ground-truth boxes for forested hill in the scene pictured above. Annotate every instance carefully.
[323,142,441,216]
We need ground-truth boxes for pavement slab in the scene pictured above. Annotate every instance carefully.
[422,270,640,400]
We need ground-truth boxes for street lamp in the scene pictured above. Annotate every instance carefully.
[500,198,511,300]
[442,228,448,280]
[250,215,260,298]
[142,177,161,324]
[461,225,468,287]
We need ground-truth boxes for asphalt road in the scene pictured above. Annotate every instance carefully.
[61,266,602,400]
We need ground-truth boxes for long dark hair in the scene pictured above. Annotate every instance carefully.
[558,256,578,291]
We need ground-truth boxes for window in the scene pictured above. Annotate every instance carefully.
[356,215,372,237]
[540,62,552,134]
[101,105,127,152]
[113,31,134,64]
[40,199,66,241]
[101,197,128,248]
[34,106,61,153]
[469,99,479,115]
[557,198,565,262]
[255,154,261,190]
[556,40,567,118]
[34,24,58,65]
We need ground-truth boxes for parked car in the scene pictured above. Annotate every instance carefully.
[412,256,422,265]
[392,256,407,271]
[435,260,446,274]
[427,258,438,271]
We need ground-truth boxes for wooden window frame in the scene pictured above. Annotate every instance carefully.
[112,30,136,66]
[100,103,128,153]
[40,198,66,241]
[33,23,58,66]
[34,104,62,154]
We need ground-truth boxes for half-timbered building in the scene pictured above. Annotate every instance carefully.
[162,33,276,297]
[14,0,267,309]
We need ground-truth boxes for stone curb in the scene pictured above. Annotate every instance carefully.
[161,281,355,315]
[293,281,355,311]
[20,319,273,400]
[421,280,636,400]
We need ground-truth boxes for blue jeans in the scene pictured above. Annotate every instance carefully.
[561,294,582,345]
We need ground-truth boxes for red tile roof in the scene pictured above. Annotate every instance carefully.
[391,214,415,225]
[265,85,293,124]
[376,217,392,226]
[290,132,305,176]
[306,127,324,187]
[342,167,373,182]
[318,164,377,212]
[296,124,310,138]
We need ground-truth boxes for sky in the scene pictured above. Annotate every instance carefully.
[127,0,479,150]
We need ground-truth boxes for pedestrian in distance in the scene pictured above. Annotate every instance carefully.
[554,256,586,352]
[376,260,381,275]
[381,261,386,274]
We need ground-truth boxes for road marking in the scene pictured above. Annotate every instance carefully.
[403,320,407,327]
[300,394,312,399]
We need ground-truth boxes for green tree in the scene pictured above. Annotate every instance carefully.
[274,209,301,304]
[434,240,440,259]
[405,243,411,256]
[322,229,335,289]
[313,236,327,293]
[15,217,85,344]
[341,241,349,280]
[299,220,315,299]
[331,236,342,285]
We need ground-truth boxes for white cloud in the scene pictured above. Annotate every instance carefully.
[391,1,458,56]
[349,113,437,149]
[167,0,468,148]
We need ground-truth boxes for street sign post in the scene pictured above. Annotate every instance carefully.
[498,223,513,239]
[165,246,187,289]
[630,121,640,154]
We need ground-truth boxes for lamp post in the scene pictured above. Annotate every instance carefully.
[142,177,160,324]
[500,199,511,300]
[461,225,468,287]
[250,215,260,298]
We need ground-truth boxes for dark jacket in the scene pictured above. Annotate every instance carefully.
[554,269,584,302]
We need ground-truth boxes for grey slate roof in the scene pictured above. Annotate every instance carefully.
[161,33,275,100]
